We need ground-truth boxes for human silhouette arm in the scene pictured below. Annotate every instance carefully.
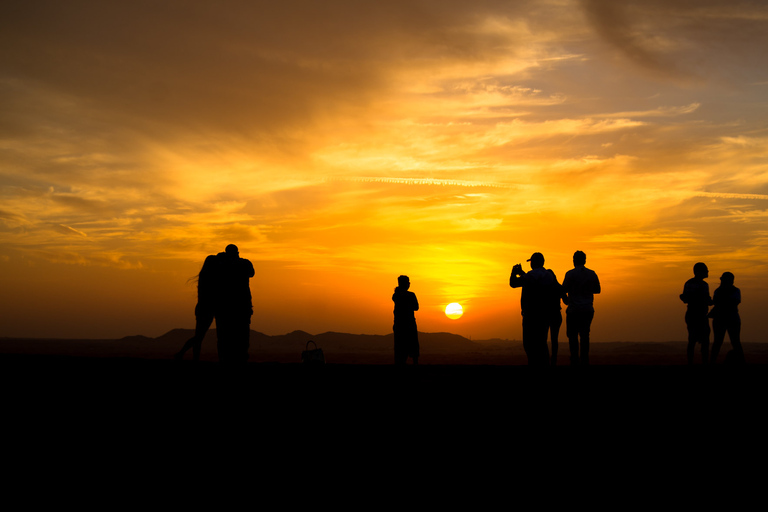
[242,258,255,278]
[593,272,601,294]
[510,264,525,288]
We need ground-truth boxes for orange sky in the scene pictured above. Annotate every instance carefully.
[1,1,767,342]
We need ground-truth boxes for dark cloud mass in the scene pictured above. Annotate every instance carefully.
[581,0,768,82]
[0,1,537,136]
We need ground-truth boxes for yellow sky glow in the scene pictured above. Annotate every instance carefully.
[1,1,767,343]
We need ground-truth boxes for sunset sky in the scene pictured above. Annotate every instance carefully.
[2,0,767,343]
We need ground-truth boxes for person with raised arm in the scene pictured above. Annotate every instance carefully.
[510,252,555,366]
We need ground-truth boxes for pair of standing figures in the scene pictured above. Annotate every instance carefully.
[510,250,601,366]
[680,262,743,364]
[175,244,255,363]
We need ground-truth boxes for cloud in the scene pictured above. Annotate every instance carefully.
[694,192,768,201]
[329,176,511,188]
[580,0,689,79]
[51,224,88,237]
[580,0,768,83]
[599,103,701,118]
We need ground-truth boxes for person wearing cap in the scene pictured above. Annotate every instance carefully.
[510,252,555,366]
[562,251,601,366]
[214,244,255,364]
[679,262,712,364]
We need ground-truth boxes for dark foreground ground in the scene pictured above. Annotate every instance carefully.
[5,353,765,426]
[4,354,766,505]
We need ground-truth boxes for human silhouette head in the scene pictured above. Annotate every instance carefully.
[397,275,410,290]
[573,250,586,267]
[720,271,734,286]
[693,262,708,279]
[225,244,239,257]
[527,252,544,269]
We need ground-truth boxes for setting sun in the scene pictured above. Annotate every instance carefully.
[445,303,464,320]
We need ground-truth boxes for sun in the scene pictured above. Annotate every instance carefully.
[445,303,463,320]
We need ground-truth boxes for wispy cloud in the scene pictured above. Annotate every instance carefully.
[51,224,88,238]
[328,176,512,189]
[598,103,701,118]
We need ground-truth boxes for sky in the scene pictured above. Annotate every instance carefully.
[1,0,767,342]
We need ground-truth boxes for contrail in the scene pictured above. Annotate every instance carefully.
[326,176,512,189]
[695,192,768,201]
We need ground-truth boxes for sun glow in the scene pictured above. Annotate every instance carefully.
[445,303,463,320]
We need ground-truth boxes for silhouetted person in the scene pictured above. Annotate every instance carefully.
[680,262,712,365]
[214,244,255,364]
[175,254,218,361]
[709,271,743,364]
[392,275,419,365]
[510,252,554,366]
[562,250,601,366]
[546,268,565,366]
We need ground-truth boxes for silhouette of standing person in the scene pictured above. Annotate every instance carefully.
[175,254,218,361]
[709,271,743,364]
[510,252,554,366]
[214,244,255,364]
[680,262,712,365]
[562,250,601,366]
[546,268,565,366]
[392,275,419,365]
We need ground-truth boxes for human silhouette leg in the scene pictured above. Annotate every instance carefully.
[567,309,592,366]
[685,312,710,364]
[549,312,562,366]
[539,320,551,366]
[567,320,579,366]
[394,346,407,365]
[711,319,726,364]
[394,323,416,365]
[721,318,744,364]
[700,323,710,365]
[580,333,590,366]
[175,312,214,361]
[523,315,549,366]
[522,316,536,365]
[409,330,420,365]
[729,318,743,356]
[217,310,251,365]
[579,311,593,366]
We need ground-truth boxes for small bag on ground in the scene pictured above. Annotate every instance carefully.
[301,340,325,364]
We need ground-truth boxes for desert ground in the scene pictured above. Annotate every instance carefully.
[4,331,764,502]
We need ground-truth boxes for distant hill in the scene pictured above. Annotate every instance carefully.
[2,330,768,364]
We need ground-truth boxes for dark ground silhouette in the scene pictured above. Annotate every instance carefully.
[4,330,768,364]
[4,342,766,495]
